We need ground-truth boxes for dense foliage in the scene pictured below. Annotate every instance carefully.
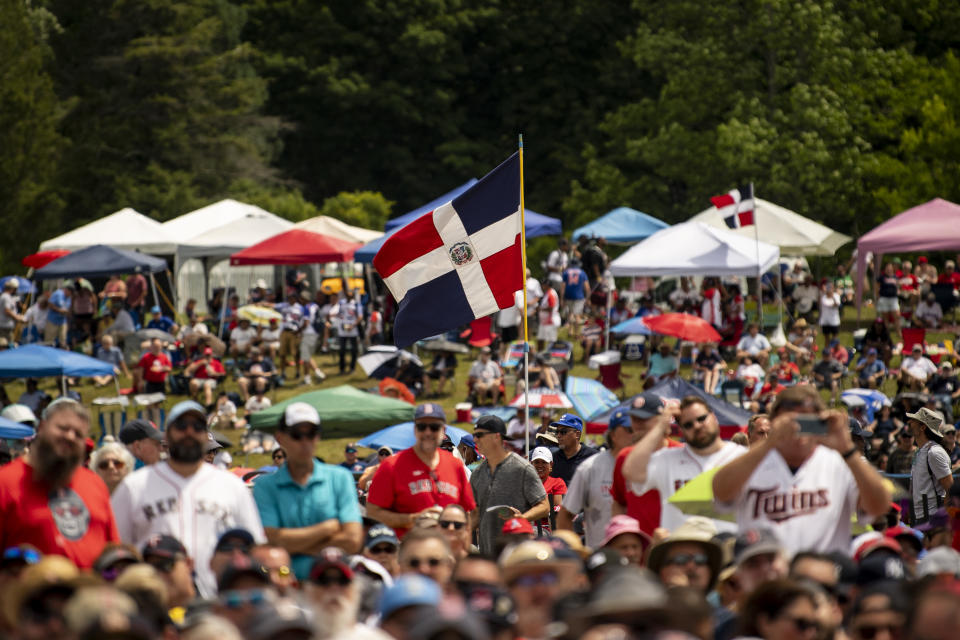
[2,0,960,270]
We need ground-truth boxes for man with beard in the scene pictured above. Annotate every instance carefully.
[623,396,745,533]
[111,400,265,598]
[0,398,119,568]
[304,547,391,639]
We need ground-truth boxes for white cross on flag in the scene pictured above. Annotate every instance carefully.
[710,184,755,229]
[373,153,523,347]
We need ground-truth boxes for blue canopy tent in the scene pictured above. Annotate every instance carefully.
[384,180,478,231]
[572,207,669,244]
[357,421,470,452]
[34,244,167,280]
[0,345,116,378]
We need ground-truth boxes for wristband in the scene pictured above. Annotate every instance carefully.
[841,446,858,460]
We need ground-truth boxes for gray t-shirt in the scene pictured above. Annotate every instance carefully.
[912,441,952,520]
[470,452,547,556]
[0,292,16,329]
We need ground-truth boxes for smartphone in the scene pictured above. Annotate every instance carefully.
[796,414,829,435]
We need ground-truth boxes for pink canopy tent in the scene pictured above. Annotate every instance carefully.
[229,228,361,265]
[856,198,960,313]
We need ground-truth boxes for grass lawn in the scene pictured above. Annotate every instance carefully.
[12,302,955,470]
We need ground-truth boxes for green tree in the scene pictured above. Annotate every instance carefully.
[319,191,393,230]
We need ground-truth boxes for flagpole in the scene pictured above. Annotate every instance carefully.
[519,134,531,459]
[750,183,763,325]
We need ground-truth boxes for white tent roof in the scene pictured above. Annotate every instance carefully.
[690,197,851,256]
[40,208,177,254]
[177,213,294,260]
[610,222,780,277]
[162,199,282,241]
[293,216,383,243]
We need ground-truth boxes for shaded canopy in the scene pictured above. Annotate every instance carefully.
[691,197,851,256]
[609,222,779,277]
[293,216,383,244]
[40,208,177,254]
[34,245,167,280]
[357,422,470,451]
[230,229,361,265]
[247,385,415,436]
[572,207,669,244]
[0,345,115,378]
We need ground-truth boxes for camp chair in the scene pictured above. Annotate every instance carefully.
[597,362,629,398]
[720,379,747,409]
[547,341,575,368]
[134,393,166,430]
[462,316,496,349]
[901,327,926,355]
[502,341,526,369]
[93,396,129,442]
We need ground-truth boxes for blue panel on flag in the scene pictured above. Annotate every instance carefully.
[392,270,476,347]
[453,153,521,236]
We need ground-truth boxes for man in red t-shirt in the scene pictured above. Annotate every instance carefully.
[610,392,682,537]
[137,338,172,394]
[530,446,566,535]
[938,260,960,290]
[0,398,119,568]
[366,403,476,537]
[185,346,226,406]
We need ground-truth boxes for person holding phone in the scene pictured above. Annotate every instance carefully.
[712,385,891,554]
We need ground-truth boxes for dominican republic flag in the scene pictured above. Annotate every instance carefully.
[373,153,523,347]
[710,184,755,229]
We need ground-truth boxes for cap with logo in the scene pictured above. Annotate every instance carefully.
[366,524,400,550]
[530,446,553,464]
[141,534,187,560]
[502,518,535,535]
[732,528,784,566]
[475,414,506,436]
[414,403,447,423]
[458,434,477,453]
[166,401,207,430]
[93,545,141,574]
[118,418,163,444]
[608,408,630,430]
[906,407,945,438]
[549,413,584,431]
[214,528,254,553]
[204,432,223,453]
[627,392,665,419]
[310,547,354,582]
[378,574,441,619]
[283,402,321,428]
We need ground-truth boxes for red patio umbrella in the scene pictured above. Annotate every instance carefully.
[230,229,361,265]
[22,250,70,269]
[642,313,722,343]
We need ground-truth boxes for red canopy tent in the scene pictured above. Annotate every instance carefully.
[229,229,361,265]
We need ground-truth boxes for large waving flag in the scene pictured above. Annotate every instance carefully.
[710,184,755,229]
[374,153,523,347]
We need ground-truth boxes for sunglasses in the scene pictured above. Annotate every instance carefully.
[900,432,913,438]
[854,623,900,640]
[312,573,351,587]
[405,556,446,569]
[97,459,125,470]
[2,546,40,565]
[378,451,390,457]
[216,542,252,554]
[512,572,558,588]
[781,615,820,634]
[272,453,286,461]
[664,553,709,567]
[415,423,442,433]
[145,556,178,573]
[169,418,208,433]
[369,545,397,555]
[220,588,270,609]
[285,428,320,441]
[438,519,466,531]
[680,414,710,430]
[555,428,578,436]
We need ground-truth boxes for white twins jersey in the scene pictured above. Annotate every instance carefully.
[562,450,616,549]
[717,445,858,554]
[111,462,266,598]
[632,441,745,533]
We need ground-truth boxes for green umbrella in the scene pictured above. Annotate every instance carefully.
[667,467,735,522]
[248,385,415,437]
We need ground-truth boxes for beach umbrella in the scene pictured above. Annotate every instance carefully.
[358,346,422,379]
[643,313,722,343]
[420,338,470,354]
[357,421,470,452]
[610,317,652,335]
[0,344,115,378]
[237,305,282,327]
[565,376,620,421]
[0,276,35,296]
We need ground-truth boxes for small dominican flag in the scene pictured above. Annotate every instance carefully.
[710,184,755,229]
[373,153,523,347]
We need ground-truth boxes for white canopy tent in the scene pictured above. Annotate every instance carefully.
[40,208,178,254]
[293,216,383,244]
[161,199,281,242]
[610,222,780,277]
[690,197,850,256]
[176,214,294,260]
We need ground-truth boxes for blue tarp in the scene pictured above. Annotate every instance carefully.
[572,207,669,244]
[34,245,167,280]
[0,417,34,439]
[357,421,469,452]
[0,345,116,378]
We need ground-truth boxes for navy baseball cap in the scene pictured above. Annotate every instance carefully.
[214,528,254,553]
[549,413,583,431]
[366,524,400,550]
[459,434,477,452]
[627,392,664,419]
[414,403,446,422]
[609,409,630,430]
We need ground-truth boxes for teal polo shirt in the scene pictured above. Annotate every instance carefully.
[252,459,362,579]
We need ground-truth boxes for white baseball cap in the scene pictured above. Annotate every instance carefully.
[283,402,320,428]
[530,446,553,463]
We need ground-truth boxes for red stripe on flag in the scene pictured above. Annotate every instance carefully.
[373,213,445,279]
[479,234,523,309]
[710,193,736,209]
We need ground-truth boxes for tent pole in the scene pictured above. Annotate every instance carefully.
[218,266,230,339]
[149,273,160,311]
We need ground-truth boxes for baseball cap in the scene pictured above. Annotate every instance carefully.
[601,515,651,549]
[214,528,254,553]
[458,434,476,453]
[366,523,399,550]
[867,347,878,355]
[217,556,271,591]
[344,443,358,453]
[912,344,923,353]
[378,575,441,619]
[414,403,446,422]
[502,518,534,535]
[204,432,223,453]
[627,392,665,419]
[166,400,207,430]
[475,414,506,436]
[141,534,187,560]
[549,413,584,431]
[1,403,37,426]
[733,528,784,566]
[585,548,629,585]
[918,546,960,578]
[93,545,141,575]
[856,552,906,586]
[378,445,394,456]
[906,407,946,438]
[919,256,929,263]
[309,547,354,582]
[150,305,161,314]
[245,599,314,640]
[884,526,923,554]
[283,402,320,428]
[118,418,163,444]
[530,446,553,464]
[608,408,630,430]
[943,423,957,434]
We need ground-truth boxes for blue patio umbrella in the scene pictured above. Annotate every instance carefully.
[610,317,652,335]
[0,344,115,378]
[565,376,621,421]
[842,388,890,424]
[357,422,470,452]
[0,416,34,439]
[0,276,35,296]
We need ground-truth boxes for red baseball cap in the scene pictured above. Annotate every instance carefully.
[502,518,534,535]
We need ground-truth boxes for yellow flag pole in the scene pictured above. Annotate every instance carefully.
[519,135,531,458]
